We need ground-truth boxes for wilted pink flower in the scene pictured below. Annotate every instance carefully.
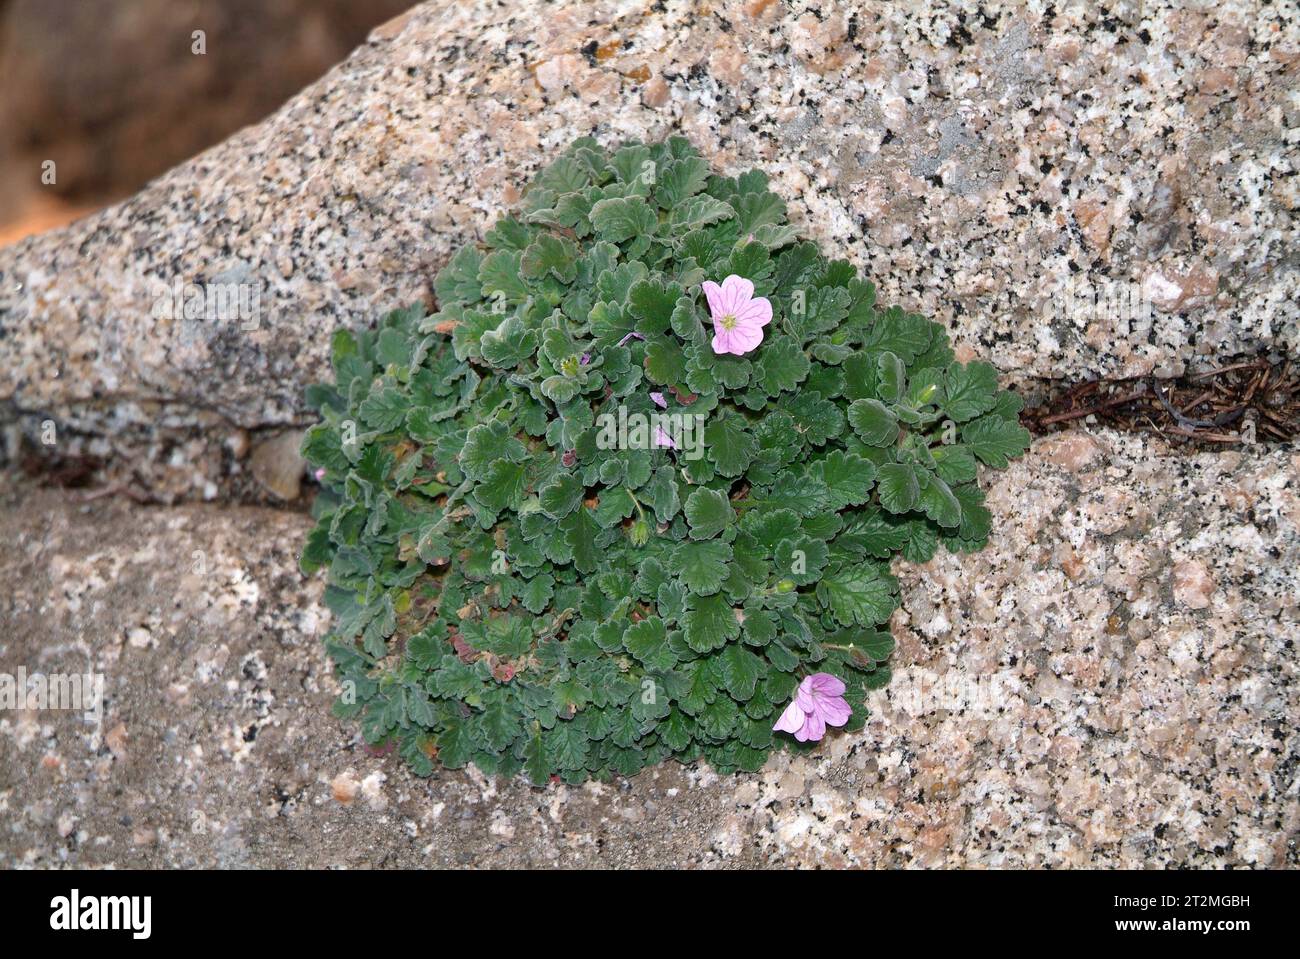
[649,391,667,409]
[772,672,851,742]
[579,352,592,366]
[616,331,646,347]
[702,274,772,356]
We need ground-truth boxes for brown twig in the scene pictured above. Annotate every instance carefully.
[1165,427,1244,443]
[1189,359,1269,380]
[1035,389,1148,425]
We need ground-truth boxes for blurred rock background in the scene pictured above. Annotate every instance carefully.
[0,0,412,245]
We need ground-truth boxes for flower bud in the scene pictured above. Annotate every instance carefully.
[628,518,650,547]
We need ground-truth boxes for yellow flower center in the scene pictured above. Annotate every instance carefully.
[720,313,738,330]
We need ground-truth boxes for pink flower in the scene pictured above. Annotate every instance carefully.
[701,274,772,356]
[649,391,667,409]
[772,672,851,742]
[653,425,676,449]
[313,467,327,482]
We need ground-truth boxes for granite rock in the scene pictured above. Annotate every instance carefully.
[1,0,1296,500]
[2,429,1294,868]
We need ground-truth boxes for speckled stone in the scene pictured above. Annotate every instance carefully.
[1,0,1296,499]
[2,429,1294,868]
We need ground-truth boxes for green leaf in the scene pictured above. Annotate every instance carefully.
[733,190,786,236]
[478,249,529,302]
[704,413,757,477]
[952,483,993,542]
[611,143,653,184]
[755,336,811,395]
[479,314,538,369]
[931,443,979,485]
[434,246,485,305]
[594,486,636,527]
[876,462,921,514]
[561,506,601,574]
[540,373,581,404]
[460,420,526,481]
[875,352,906,405]
[655,155,709,209]
[859,309,932,361]
[433,658,486,699]
[645,339,687,385]
[477,701,519,751]
[683,487,736,540]
[659,709,693,751]
[962,415,1031,468]
[671,539,732,595]
[590,196,657,244]
[811,450,877,509]
[838,629,896,665]
[523,729,550,784]
[741,606,777,646]
[642,465,682,523]
[623,617,677,671]
[358,385,409,432]
[917,470,962,528]
[477,459,528,512]
[545,721,590,771]
[669,195,734,231]
[847,398,900,447]
[628,278,683,336]
[697,694,740,739]
[943,361,1000,422]
[816,564,899,626]
[519,574,555,614]
[521,233,578,283]
[476,615,534,657]
[774,535,829,586]
[538,473,584,520]
[716,644,765,702]
[784,391,843,447]
[683,594,740,653]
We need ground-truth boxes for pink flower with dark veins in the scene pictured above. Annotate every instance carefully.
[772,672,851,742]
[649,391,667,409]
[701,274,772,356]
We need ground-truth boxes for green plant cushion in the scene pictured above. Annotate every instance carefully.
[299,136,1030,783]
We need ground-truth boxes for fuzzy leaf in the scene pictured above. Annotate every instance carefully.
[876,462,921,514]
[944,361,1000,423]
[623,617,677,671]
[683,487,736,540]
[962,415,1032,468]
[670,540,732,595]
[847,398,900,447]
[816,565,899,627]
[590,196,657,244]
[683,594,740,653]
